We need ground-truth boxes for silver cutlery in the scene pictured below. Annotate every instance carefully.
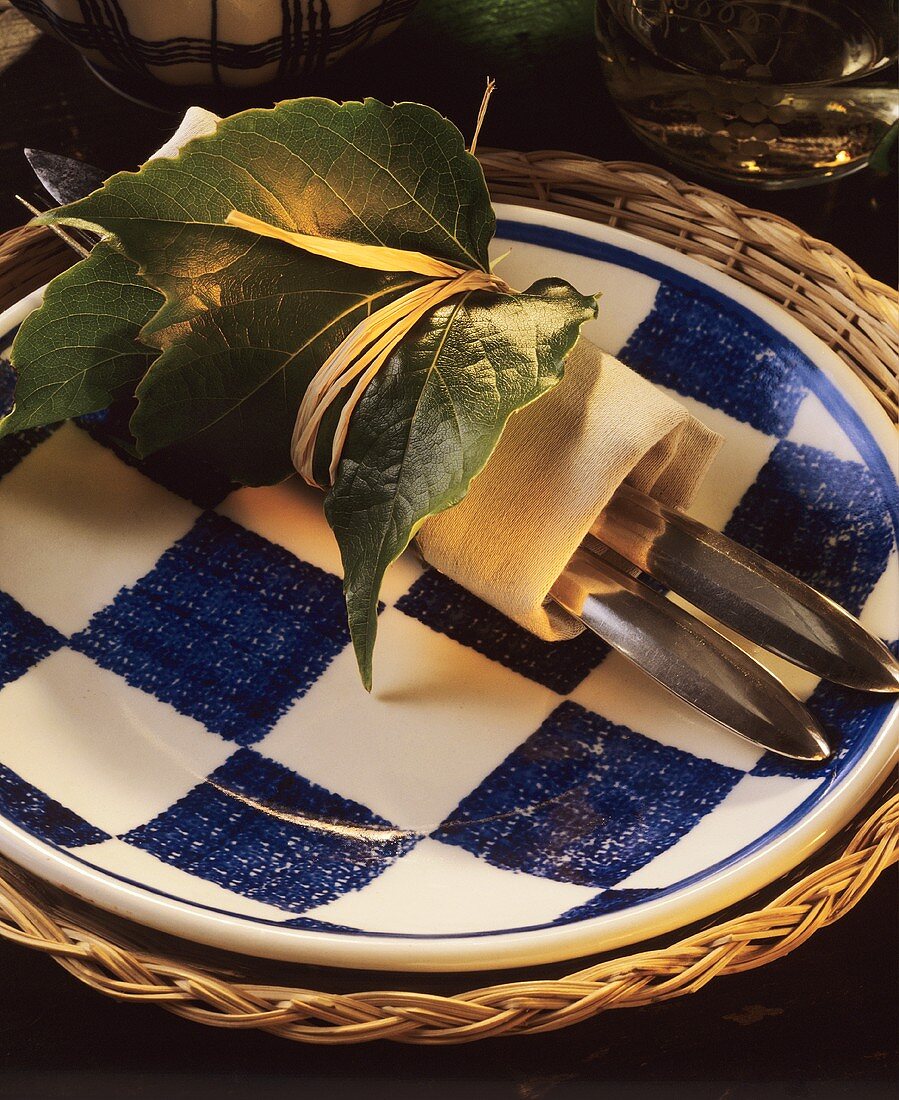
[24,148,106,208]
[551,484,898,763]
[551,547,832,762]
[593,482,899,694]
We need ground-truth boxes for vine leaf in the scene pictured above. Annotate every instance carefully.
[327,280,598,687]
[0,244,160,436]
[9,98,599,686]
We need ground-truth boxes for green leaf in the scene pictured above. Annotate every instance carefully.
[10,96,601,686]
[869,120,898,177]
[130,249,425,484]
[326,279,598,688]
[44,97,495,324]
[40,98,496,484]
[0,244,161,438]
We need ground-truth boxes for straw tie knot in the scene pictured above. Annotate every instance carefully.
[224,210,511,488]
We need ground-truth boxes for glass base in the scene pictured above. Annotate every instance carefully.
[594,0,898,192]
[624,120,873,190]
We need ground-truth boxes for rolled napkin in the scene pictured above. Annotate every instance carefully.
[136,108,724,642]
[418,340,721,640]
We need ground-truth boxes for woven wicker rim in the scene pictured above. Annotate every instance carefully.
[0,151,896,1044]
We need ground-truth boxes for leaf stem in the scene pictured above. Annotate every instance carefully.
[469,78,496,156]
[15,195,91,259]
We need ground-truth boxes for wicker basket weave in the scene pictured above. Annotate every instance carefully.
[0,152,896,1045]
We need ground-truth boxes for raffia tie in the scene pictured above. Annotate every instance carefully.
[225,210,511,488]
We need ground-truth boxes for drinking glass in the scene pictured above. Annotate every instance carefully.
[595,0,899,187]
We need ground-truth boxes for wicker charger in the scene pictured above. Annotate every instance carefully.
[0,153,896,1045]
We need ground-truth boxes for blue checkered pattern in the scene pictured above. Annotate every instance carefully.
[0,226,895,940]
[750,641,899,781]
[0,763,110,849]
[0,591,64,689]
[724,441,893,616]
[395,570,610,693]
[71,513,351,745]
[78,404,235,509]
[620,282,810,436]
[123,748,420,912]
[433,702,743,888]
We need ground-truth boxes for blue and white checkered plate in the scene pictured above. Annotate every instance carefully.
[0,205,896,972]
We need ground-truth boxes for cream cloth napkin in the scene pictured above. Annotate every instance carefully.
[418,340,721,640]
[144,108,723,642]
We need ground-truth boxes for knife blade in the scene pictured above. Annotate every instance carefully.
[552,548,830,761]
[591,481,899,693]
[24,149,106,208]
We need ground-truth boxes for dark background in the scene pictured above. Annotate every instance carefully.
[0,1,896,1096]
[1,0,896,283]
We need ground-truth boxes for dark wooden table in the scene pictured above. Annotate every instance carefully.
[0,2,896,1096]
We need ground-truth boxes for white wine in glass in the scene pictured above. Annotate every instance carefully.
[595,0,899,187]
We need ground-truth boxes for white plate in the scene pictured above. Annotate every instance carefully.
[0,204,895,972]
